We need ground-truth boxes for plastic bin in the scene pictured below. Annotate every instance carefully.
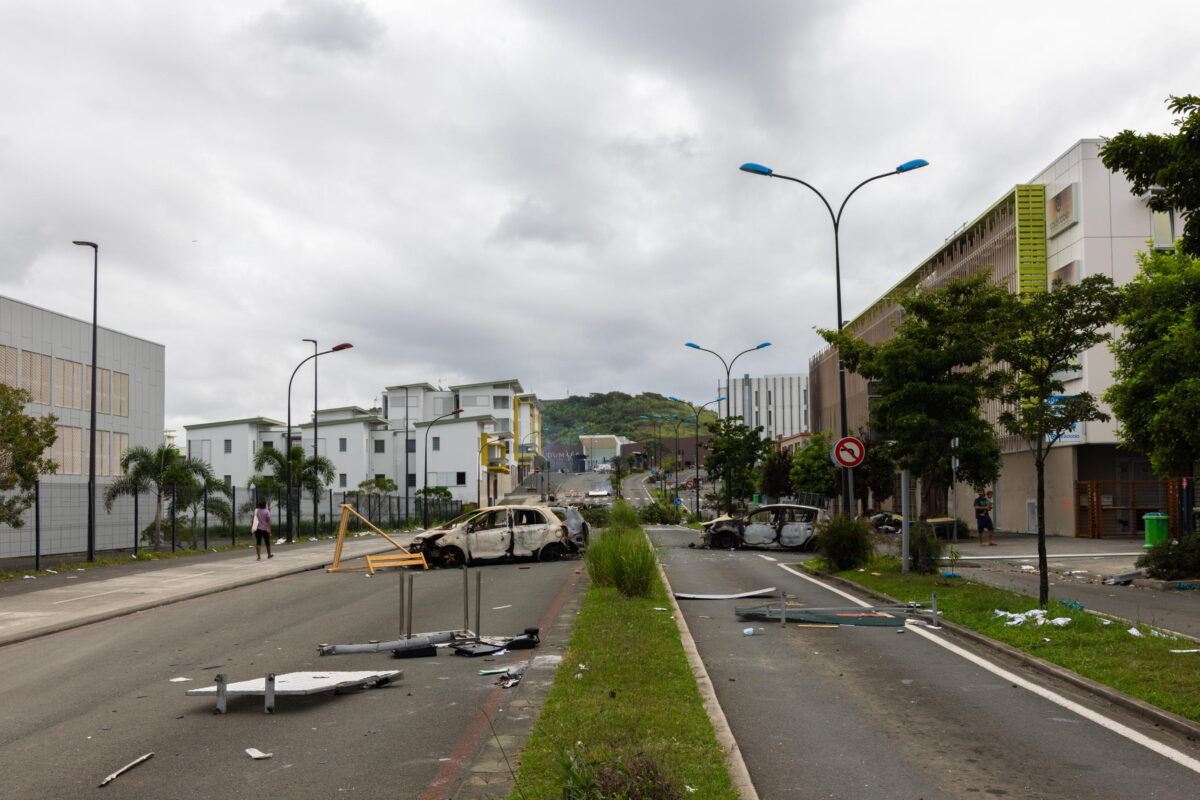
[1143,512,1169,548]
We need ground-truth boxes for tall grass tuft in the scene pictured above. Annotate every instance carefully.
[814,514,874,571]
[585,501,657,598]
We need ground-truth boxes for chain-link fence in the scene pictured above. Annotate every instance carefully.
[1,480,462,567]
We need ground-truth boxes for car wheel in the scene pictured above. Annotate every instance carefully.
[539,542,567,562]
[714,532,737,550]
[435,546,465,568]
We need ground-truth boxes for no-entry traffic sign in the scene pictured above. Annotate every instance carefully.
[830,436,866,468]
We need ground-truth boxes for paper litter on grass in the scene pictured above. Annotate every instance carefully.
[1170,649,1200,654]
[1128,627,1144,638]
[993,609,1072,627]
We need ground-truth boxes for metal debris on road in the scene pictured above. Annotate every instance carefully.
[675,587,777,600]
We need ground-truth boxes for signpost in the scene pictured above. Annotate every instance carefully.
[830,436,866,469]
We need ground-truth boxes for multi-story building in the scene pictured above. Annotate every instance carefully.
[720,373,809,439]
[185,378,543,514]
[809,139,1175,537]
[1,295,165,557]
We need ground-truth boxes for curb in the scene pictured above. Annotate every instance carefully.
[803,566,1200,742]
[654,536,760,800]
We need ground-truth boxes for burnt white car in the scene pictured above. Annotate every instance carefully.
[701,504,826,551]
[409,505,575,568]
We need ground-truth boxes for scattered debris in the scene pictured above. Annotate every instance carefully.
[742,628,755,636]
[1020,565,1037,571]
[492,605,512,610]
[22,575,34,580]
[186,671,399,714]
[45,568,57,574]
[1058,600,1085,611]
[1128,627,1144,638]
[98,752,153,786]
[675,587,777,600]
[1062,570,1088,576]
[1103,570,1142,585]
[320,632,454,658]
[1149,629,1178,640]
[941,572,962,579]
[169,677,192,682]
[453,628,540,657]
[1173,583,1200,590]
[1170,649,1200,654]
[477,668,509,676]
[245,748,273,760]
[993,609,1071,627]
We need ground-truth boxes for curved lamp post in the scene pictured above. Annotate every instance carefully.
[286,342,353,541]
[683,342,771,419]
[740,158,928,514]
[422,408,463,529]
[668,395,725,516]
[71,241,99,562]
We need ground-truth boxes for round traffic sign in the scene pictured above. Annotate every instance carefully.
[830,436,866,468]
[674,497,683,506]
[685,479,696,490]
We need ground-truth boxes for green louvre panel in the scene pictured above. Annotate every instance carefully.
[1014,184,1048,295]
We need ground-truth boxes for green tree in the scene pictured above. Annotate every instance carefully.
[104,444,210,549]
[790,431,840,499]
[253,445,335,536]
[822,274,1008,517]
[703,416,772,514]
[853,427,896,513]
[1100,95,1200,257]
[0,385,58,527]
[176,463,233,548]
[416,486,453,502]
[993,274,1122,606]
[1106,244,1200,478]
[758,447,793,502]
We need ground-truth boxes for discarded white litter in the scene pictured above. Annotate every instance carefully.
[169,677,192,682]
[492,605,512,610]
[1020,565,1037,571]
[742,627,755,636]
[1170,649,1200,654]
[1101,619,1112,625]
[653,607,669,611]
[1128,627,1144,638]
[245,748,273,760]
[98,752,153,786]
[22,575,34,580]
[994,608,1070,627]
[45,568,58,574]
[275,538,285,545]
[1063,569,1088,575]
[1149,629,1178,640]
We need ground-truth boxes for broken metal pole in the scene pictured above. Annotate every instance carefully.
[215,674,227,714]
[265,673,275,714]
[779,590,786,628]
[318,632,455,656]
[98,752,154,787]
[398,567,405,638]
[462,566,469,635]
[405,571,414,639]
[474,569,482,642]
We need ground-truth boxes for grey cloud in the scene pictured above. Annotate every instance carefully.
[246,0,385,55]
[491,196,607,247]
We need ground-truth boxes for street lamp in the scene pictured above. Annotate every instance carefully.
[302,338,320,534]
[637,414,664,476]
[740,157,928,514]
[72,241,99,562]
[423,407,463,529]
[683,342,771,419]
[286,342,353,541]
[670,396,726,516]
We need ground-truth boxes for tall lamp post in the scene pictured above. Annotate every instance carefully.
[670,396,725,516]
[72,241,99,562]
[740,158,928,514]
[422,407,463,529]
[286,342,353,541]
[302,338,320,533]
[637,414,665,476]
[683,342,771,419]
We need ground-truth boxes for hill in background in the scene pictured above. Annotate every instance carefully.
[541,392,719,444]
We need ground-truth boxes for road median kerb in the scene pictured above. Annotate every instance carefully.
[799,564,1200,743]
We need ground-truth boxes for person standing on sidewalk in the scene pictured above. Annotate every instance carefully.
[252,501,274,560]
[975,488,995,546]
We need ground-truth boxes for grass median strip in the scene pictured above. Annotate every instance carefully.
[814,557,1200,723]
[511,506,735,798]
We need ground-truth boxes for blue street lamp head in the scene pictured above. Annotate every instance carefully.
[739,163,773,176]
[684,342,701,349]
[896,159,929,173]
[756,342,772,349]
[716,396,727,402]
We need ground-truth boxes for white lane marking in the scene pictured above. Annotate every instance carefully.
[757,555,777,562]
[778,563,1200,775]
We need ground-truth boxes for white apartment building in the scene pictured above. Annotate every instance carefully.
[720,373,809,439]
[1,295,165,557]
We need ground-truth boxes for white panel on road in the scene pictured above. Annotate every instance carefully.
[187,671,400,696]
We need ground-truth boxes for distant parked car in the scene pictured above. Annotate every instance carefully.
[701,504,827,551]
[408,505,576,567]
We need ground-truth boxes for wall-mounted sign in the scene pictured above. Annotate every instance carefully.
[1047,184,1078,238]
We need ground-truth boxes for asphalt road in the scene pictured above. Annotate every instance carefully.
[0,557,583,799]
[649,526,1200,800]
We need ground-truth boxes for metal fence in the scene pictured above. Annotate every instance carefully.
[1074,479,1197,538]
[0,480,462,567]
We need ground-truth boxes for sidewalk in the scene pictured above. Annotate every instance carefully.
[943,531,1200,640]
[0,534,402,648]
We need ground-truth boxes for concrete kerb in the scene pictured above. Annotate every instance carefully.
[651,532,760,800]
[0,539,400,649]
[800,565,1200,743]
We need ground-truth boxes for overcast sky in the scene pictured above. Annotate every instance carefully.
[2,1,1196,436]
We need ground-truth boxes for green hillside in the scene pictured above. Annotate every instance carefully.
[541,392,719,444]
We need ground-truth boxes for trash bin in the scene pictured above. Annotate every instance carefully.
[1143,512,1169,548]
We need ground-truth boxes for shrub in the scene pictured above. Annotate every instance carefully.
[1137,535,1200,580]
[585,527,657,598]
[815,514,873,571]
[579,506,611,529]
[637,502,684,525]
[608,500,641,532]
[909,523,945,575]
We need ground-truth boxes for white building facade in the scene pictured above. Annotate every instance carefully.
[720,373,809,440]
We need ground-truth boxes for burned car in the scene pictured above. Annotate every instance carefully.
[701,504,826,551]
[409,505,576,568]
[549,506,590,551]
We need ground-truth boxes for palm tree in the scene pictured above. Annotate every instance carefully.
[104,444,211,549]
[253,445,335,538]
[175,462,233,548]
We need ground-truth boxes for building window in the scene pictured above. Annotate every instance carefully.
[493,396,509,409]
[375,473,385,481]
[224,475,232,486]
[339,473,347,488]
[339,437,347,452]
[406,474,416,488]
[1,344,17,387]
[1152,207,1177,249]
[374,439,385,454]
[406,438,416,453]
[456,471,467,486]
[223,439,232,454]
[20,351,52,405]
[432,436,440,451]
[262,441,274,449]
[54,358,84,409]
